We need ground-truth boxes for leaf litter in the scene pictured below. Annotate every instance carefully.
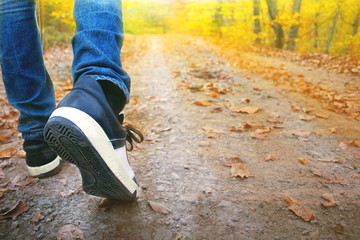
[0,200,29,221]
[283,193,315,222]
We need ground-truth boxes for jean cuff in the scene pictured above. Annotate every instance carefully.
[87,75,130,103]
[22,131,44,141]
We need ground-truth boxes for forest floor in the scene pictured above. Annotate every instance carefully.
[0,34,360,240]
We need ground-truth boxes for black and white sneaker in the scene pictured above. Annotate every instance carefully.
[44,76,143,200]
[23,139,62,178]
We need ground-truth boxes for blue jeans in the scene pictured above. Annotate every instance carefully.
[0,0,130,141]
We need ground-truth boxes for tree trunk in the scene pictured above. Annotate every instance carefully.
[326,8,339,53]
[253,0,261,43]
[214,0,224,38]
[314,11,319,49]
[287,0,302,50]
[265,0,284,49]
[352,10,359,36]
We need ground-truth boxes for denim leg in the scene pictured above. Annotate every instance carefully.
[0,0,55,140]
[72,0,131,102]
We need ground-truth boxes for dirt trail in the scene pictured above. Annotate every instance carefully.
[0,35,360,239]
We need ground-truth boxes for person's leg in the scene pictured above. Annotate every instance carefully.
[72,0,130,114]
[44,0,142,200]
[0,0,60,177]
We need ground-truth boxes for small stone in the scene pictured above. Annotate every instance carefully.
[231,216,239,222]
[310,219,317,224]
[180,218,187,226]
[338,206,344,211]
[218,200,232,207]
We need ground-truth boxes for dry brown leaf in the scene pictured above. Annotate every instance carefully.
[0,134,10,144]
[291,105,301,111]
[97,198,117,211]
[265,154,278,161]
[334,223,344,234]
[339,142,348,151]
[31,211,44,223]
[0,147,18,159]
[56,224,85,240]
[234,106,260,114]
[208,93,219,98]
[242,123,252,129]
[301,230,319,240]
[283,193,315,222]
[315,113,329,119]
[299,115,316,121]
[16,151,26,158]
[228,126,244,133]
[231,162,251,179]
[0,200,29,221]
[298,158,309,164]
[334,174,346,185]
[329,127,337,133]
[254,127,271,134]
[355,154,360,159]
[223,157,243,167]
[148,201,172,214]
[192,100,211,107]
[292,130,312,137]
[321,193,337,207]
[347,140,360,148]
[250,132,267,140]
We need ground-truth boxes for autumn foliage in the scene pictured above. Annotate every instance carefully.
[42,0,360,58]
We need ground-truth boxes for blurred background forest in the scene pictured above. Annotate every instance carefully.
[42,0,360,59]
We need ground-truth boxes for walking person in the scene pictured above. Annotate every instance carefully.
[0,0,142,200]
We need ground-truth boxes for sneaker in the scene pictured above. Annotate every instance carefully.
[43,76,143,200]
[23,139,62,178]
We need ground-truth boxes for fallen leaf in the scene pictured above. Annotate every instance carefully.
[301,230,319,240]
[291,105,301,111]
[0,200,29,221]
[254,127,271,134]
[148,201,172,214]
[292,130,312,137]
[0,147,18,159]
[339,142,348,151]
[232,106,260,114]
[0,134,10,144]
[250,132,267,140]
[16,151,26,158]
[315,113,329,119]
[265,154,278,161]
[334,223,344,234]
[355,154,360,159]
[231,162,251,179]
[223,157,243,167]
[228,126,244,133]
[56,224,85,240]
[321,193,337,207]
[298,158,309,164]
[31,211,44,223]
[334,174,346,185]
[283,193,315,221]
[192,100,211,107]
[211,107,223,113]
[299,115,316,121]
[329,127,337,133]
[97,198,117,211]
[347,140,360,148]
[208,93,219,98]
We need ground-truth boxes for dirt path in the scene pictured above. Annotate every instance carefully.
[1,35,360,239]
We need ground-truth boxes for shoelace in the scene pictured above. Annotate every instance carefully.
[124,124,144,151]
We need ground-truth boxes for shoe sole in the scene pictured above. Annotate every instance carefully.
[44,107,139,200]
[27,156,62,178]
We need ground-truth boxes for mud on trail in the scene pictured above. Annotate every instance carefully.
[0,35,360,239]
